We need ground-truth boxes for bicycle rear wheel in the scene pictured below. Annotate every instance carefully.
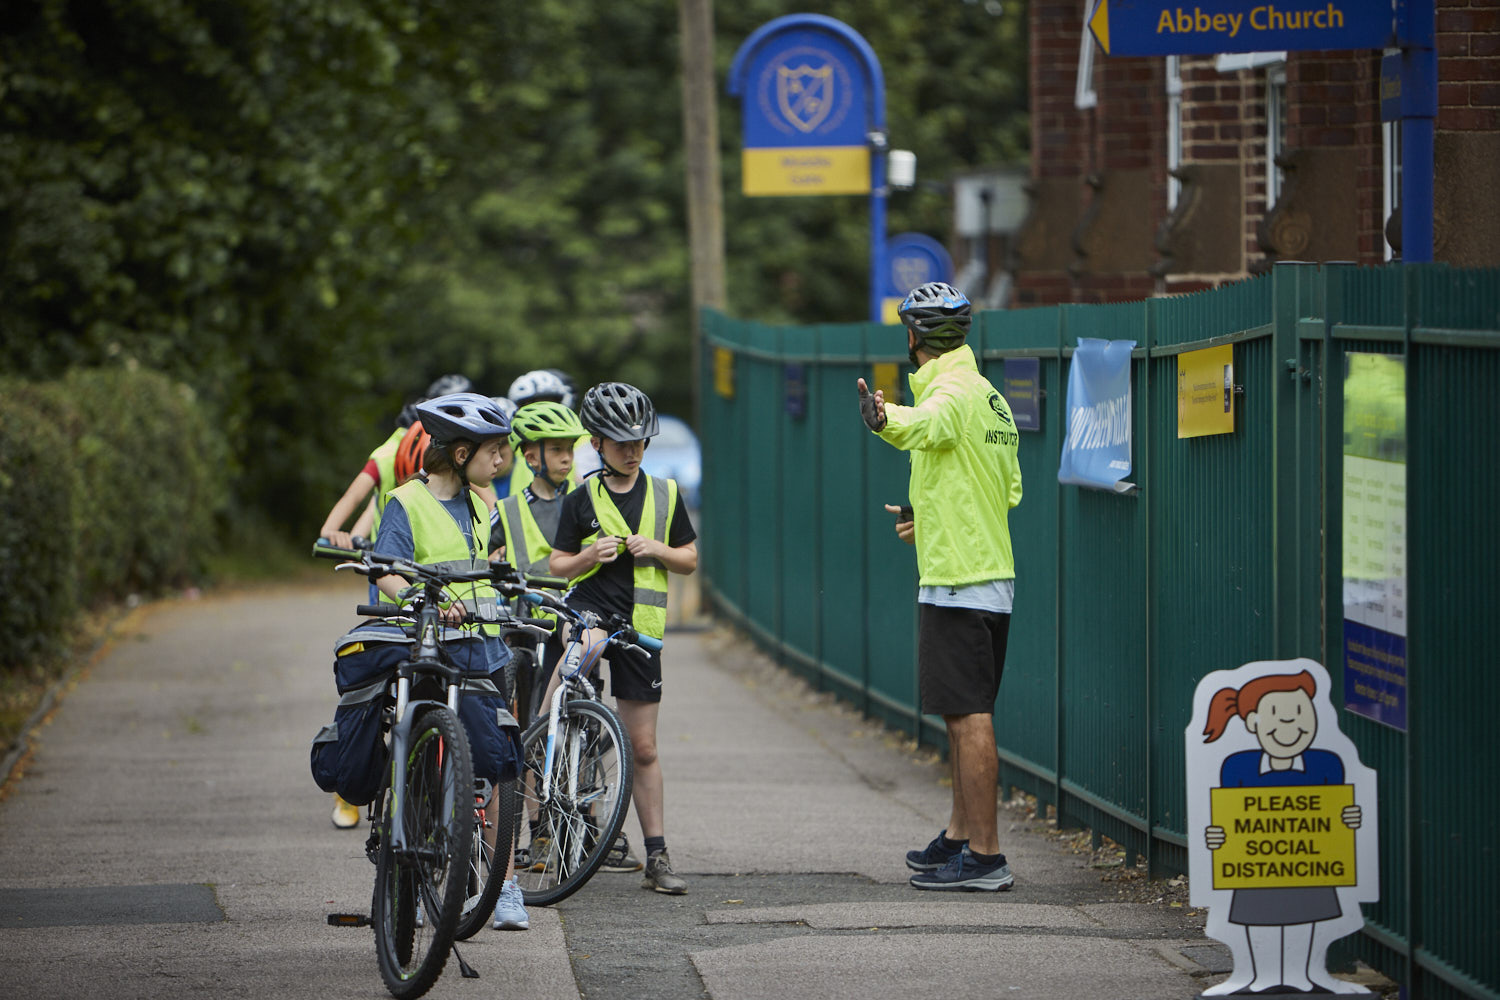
[454,777,517,940]
[372,704,474,999]
[514,699,633,906]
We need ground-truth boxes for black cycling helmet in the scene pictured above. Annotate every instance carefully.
[580,382,659,443]
[416,392,512,449]
[426,373,473,398]
[898,281,971,355]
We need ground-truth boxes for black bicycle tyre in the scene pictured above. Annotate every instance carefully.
[515,699,634,907]
[454,777,517,940]
[372,704,474,999]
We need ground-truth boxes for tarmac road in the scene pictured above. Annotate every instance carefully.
[0,580,1229,1000]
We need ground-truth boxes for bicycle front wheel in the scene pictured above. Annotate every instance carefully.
[454,777,516,941]
[514,699,633,906]
[372,704,474,999]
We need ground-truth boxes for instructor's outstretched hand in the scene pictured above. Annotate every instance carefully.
[857,378,887,432]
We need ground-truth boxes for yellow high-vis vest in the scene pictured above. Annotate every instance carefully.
[369,425,409,537]
[572,474,676,640]
[382,480,502,637]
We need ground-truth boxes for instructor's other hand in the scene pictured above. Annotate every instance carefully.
[857,378,887,432]
[884,503,915,545]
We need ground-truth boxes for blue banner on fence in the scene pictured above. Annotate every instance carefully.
[1058,338,1136,491]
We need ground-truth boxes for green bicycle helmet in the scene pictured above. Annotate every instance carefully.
[509,400,585,451]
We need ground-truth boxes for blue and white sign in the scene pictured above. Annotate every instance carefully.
[880,232,954,324]
[728,17,881,197]
[1058,338,1136,491]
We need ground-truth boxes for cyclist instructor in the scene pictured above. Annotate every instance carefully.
[856,282,1022,892]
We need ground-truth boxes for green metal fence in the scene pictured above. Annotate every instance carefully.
[699,262,1500,1000]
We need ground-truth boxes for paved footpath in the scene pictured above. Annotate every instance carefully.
[0,580,1274,1000]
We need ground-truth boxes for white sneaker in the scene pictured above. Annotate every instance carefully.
[492,879,529,930]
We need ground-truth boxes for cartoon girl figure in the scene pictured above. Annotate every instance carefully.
[1197,666,1371,996]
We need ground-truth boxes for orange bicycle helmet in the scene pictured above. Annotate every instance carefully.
[393,420,430,484]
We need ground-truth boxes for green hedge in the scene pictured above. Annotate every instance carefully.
[0,367,227,671]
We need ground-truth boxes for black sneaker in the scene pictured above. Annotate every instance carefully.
[642,850,687,895]
[905,829,966,872]
[600,833,643,873]
[909,846,1015,892]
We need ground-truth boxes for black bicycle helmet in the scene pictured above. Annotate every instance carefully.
[415,392,512,448]
[898,281,971,354]
[580,382,659,442]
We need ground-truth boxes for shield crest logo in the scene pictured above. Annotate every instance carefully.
[777,64,834,134]
[893,256,933,294]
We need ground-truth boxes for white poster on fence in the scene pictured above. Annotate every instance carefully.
[1058,338,1136,492]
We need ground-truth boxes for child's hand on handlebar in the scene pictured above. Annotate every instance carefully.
[440,599,468,625]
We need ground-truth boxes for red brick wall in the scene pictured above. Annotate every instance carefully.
[1012,0,1087,308]
[1286,51,1385,262]
[1437,1,1500,130]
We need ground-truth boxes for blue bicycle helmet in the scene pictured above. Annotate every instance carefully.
[898,281,971,354]
[416,393,512,448]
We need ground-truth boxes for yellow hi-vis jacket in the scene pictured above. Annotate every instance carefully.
[876,344,1023,587]
[571,474,677,640]
[382,480,502,637]
[497,491,561,625]
[368,425,408,537]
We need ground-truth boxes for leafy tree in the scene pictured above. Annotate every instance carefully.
[0,0,1028,535]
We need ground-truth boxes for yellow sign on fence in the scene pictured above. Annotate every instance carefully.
[1210,784,1357,890]
[714,347,736,400]
[1178,343,1235,438]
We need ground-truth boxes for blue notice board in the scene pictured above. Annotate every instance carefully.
[1088,0,1395,57]
[1004,358,1043,432]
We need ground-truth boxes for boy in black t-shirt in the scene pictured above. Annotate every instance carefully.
[549,383,698,894]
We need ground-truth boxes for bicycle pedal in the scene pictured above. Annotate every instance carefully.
[327,912,371,928]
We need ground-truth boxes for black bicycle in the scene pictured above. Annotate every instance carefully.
[314,540,551,998]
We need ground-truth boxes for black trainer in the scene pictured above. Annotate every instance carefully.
[905,829,967,872]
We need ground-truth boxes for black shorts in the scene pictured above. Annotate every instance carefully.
[917,603,1011,717]
[599,643,662,704]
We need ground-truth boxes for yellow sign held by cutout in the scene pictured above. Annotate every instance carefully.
[1210,785,1357,889]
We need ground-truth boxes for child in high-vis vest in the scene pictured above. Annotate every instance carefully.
[320,374,471,552]
[372,391,531,932]
[319,374,469,830]
[495,401,583,728]
[548,383,698,894]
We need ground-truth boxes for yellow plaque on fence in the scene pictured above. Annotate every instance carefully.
[872,362,901,406]
[714,347,736,400]
[1210,784,1357,890]
[1178,344,1235,438]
